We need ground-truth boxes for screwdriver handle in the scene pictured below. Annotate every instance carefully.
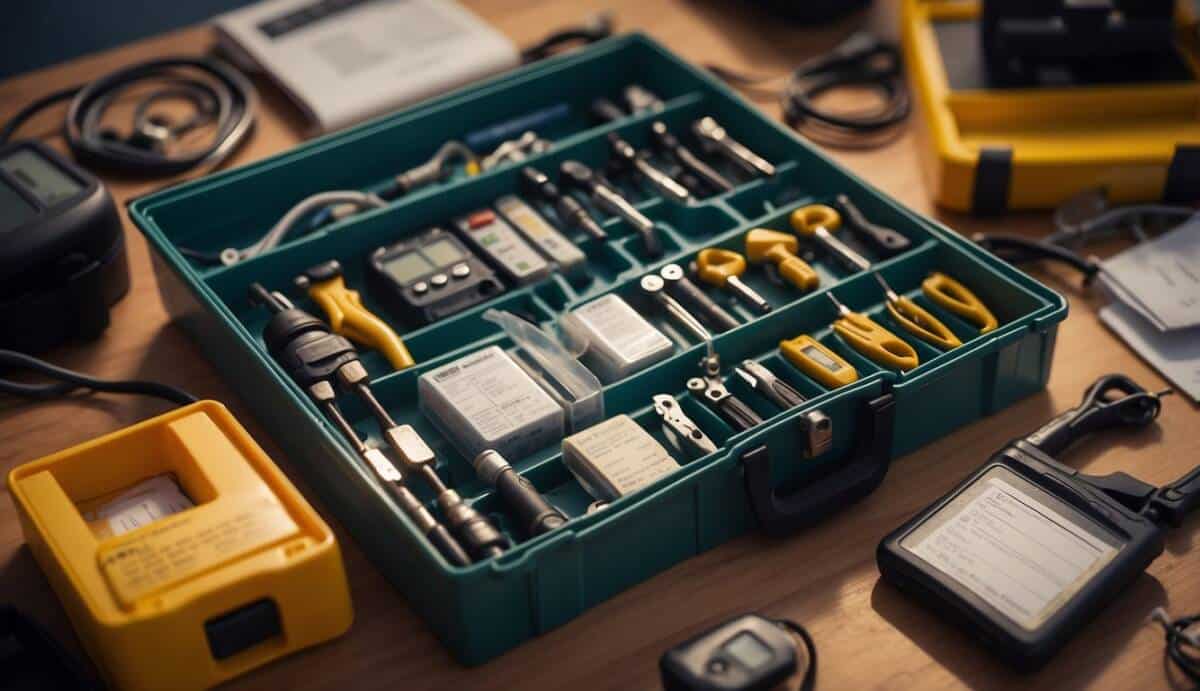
[790,204,871,273]
[499,471,568,536]
[922,273,999,333]
[833,311,919,371]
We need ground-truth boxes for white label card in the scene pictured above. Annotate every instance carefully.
[908,477,1117,630]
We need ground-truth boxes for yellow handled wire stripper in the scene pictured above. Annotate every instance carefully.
[922,272,999,334]
[873,272,962,351]
[744,228,819,292]
[826,292,919,372]
[780,334,858,389]
[296,260,416,371]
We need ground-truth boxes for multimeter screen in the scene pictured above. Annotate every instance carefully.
[384,252,436,284]
[803,345,844,372]
[0,149,82,208]
[898,466,1122,631]
[422,238,464,266]
[723,632,773,669]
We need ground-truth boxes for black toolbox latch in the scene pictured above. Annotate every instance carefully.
[741,393,896,536]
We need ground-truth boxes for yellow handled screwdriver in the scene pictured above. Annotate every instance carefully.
[744,228,820,292]
[695,248,773,314]
[790,204,872,273]
[826,292,919,371]
[922,272,999,333]
[873,272,962,351]
[296,260,416,371]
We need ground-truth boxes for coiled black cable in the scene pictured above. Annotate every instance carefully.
[0,349,197,406]
[0,56,256,176]
[1151,608,1200,684]
[707,32,910,148]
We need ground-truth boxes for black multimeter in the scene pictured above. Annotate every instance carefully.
[366,226,504,326]
[660,614,815,691]
[0,140,127,352]
[878,375,1199,671]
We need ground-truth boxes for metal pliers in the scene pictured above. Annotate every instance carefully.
[653,394,718,458]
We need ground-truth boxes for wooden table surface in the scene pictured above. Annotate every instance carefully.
[2,2,1197,689]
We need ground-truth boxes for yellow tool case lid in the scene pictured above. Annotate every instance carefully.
[902,0,1200,213]
[8,400,353,691]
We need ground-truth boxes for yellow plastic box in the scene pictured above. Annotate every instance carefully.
[8,401,353,691]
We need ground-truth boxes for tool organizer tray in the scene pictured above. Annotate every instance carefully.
[130,34,1066,664]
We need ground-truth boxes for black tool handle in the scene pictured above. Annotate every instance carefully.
[497,469,569,536]
[717,394,763,432]
[665,272,739,332]
[1023,374,1163,459]
[743,393,895,536]
[426,524,473,567]
[767,378,806,408]
[835,194,911,256]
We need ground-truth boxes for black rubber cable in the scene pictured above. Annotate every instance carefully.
[706,32,910,148]
[1158,612,1200,683]
[775,618,818,691]
[0,349,197,406]
[0,56,255,176]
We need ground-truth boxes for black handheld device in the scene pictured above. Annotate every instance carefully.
[366,227,504,326]
[0,140,127,352]
[878,374,1197,671]
[659,614,815,691]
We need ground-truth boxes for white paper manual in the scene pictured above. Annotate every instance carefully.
[1100,300,1200,403]
[1098,216,1200,332]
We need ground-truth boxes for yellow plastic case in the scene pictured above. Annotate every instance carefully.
[902,0,1200,213]
[8,401,353,691]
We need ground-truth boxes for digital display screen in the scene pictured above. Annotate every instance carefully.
[0,179,38,234]
[723,632,773,669]
[384,251,435,285]
[803,345,843,372]
[0,149,82,208]
[421,238,464,267]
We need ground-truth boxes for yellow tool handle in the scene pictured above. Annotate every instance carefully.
[696,248,747,287]
[310,277,415,370]
[833,311,919,371]
[789,204,841,237]
[885,296,962,351]
[921,272,999,333]
[779,335,858,389]
[772,251,820,292]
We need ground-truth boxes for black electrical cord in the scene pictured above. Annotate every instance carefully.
[1152,609,1200,684]
[0,56,256,176]
[972,233,1102,286]
[706,32,910,149]
[0,349,197,406]
[521,12,614,63]
[775,618,818,691]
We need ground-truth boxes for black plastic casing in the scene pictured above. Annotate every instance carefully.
[0,140,127,352]
[660,614,797,691]
[366,227,503,326]
[877,441,1166,671]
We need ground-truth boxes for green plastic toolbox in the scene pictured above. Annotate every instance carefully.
[129,33,1067,665]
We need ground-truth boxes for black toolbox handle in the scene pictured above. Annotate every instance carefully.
[742,393,895,536]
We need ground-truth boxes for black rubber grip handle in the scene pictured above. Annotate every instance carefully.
[717,394,763,432]
[427,524,472,567]
[497,470,568,537]
[743,393,895,536]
